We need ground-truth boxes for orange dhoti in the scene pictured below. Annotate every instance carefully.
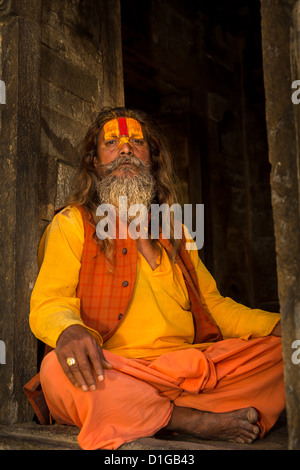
[40,336,285,450]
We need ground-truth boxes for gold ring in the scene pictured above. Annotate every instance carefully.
[66,357,76,367]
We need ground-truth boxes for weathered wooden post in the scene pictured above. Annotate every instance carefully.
[0,0,125,426]
[261,0,300,449]
[0,0,42,423]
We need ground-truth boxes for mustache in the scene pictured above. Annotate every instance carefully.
[98,155,150,175]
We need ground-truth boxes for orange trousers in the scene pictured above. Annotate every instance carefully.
[40,336,285,450]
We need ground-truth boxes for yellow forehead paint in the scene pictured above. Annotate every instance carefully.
[103,118,144,145]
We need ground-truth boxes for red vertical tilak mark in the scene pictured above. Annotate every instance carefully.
[118,117,129,136]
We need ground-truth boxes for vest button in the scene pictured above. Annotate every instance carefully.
[118,313,123,320]
[122,280,129,287]
[122,248,127,254]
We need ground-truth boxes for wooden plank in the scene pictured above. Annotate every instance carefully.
[0,1,41,424]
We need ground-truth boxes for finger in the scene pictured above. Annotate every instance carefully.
[86,343,112,383]
[99,348,113,370]
[56,350,80,389]
[64,353,91,391]
[70,365,90,391]
[74,351,98,391]
[59,350,95,392]
[96,348,114,381]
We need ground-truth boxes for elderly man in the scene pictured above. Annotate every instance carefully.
[27,107,284,450]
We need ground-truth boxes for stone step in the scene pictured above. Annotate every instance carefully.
[0,415,288,451]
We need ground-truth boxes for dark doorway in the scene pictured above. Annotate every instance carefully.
[121,0,278,311]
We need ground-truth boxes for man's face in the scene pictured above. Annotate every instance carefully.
[95,117,156,211]
[96,117,151,176]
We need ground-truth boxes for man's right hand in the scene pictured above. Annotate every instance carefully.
[55,324,113,391]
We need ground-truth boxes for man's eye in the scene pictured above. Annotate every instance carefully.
[132,138,144,145]
[106,139,118,145]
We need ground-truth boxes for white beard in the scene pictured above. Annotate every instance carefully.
[97,157,156,217]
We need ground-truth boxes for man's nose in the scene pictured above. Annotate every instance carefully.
[118,140,133,155]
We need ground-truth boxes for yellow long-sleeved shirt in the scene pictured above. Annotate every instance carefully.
[29,206,280,358]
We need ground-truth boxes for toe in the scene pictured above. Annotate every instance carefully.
[247,407,258,423]
[253,424,260,435]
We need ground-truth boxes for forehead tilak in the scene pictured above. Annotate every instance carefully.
[103,118,143,139]
[118,117,129,136]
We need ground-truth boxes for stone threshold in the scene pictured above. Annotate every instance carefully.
[0,414,288,451]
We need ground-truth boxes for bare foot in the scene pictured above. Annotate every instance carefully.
[164,406,260,444]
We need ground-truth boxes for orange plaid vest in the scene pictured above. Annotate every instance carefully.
[77,206,222,344]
